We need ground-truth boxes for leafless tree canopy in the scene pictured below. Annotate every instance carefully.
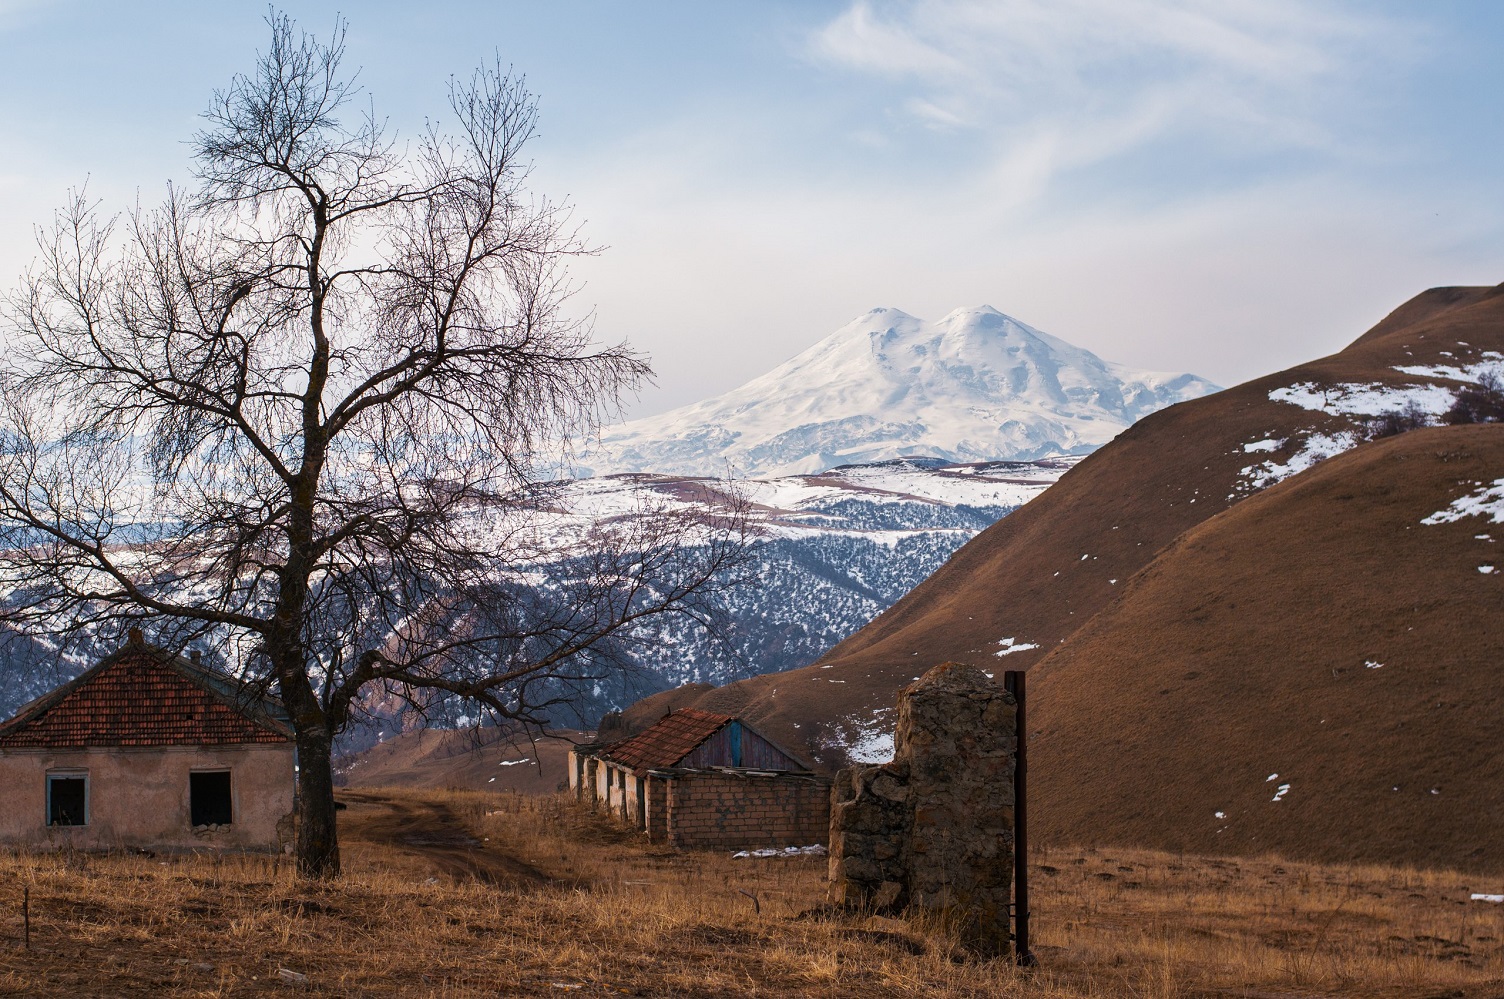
[0,14,750,876]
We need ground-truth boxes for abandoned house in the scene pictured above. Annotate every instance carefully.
[569,708,830,850]
[0,632,296,851]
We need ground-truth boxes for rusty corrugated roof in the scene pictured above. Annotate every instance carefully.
[598,708,733,770]
[0,644,293,749]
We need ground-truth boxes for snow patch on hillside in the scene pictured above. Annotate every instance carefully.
[1422,478,1504,526]
[994,637,1039,657]
[1238,432,1360,491]
[828,707,896,764]
[1249,361,1504,495]
[1394,357,1504,383]
[1269,381,1455,418]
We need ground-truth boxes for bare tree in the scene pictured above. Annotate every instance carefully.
[0,13,749,877]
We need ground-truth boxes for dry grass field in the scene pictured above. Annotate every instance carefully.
[0,787,1500,997]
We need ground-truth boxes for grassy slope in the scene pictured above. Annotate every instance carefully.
[335,727,580,795]
[1030,423,1504,871]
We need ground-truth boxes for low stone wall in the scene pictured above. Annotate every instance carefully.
[828,662,1016,956]
[666,771,831,850]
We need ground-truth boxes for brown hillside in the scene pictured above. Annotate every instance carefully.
[334,727,579,794]
[629,284,1504,783]
[1029,423,1504,872]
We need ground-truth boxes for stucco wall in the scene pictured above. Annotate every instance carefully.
[591,763,636,824]
[613,765,636,825]
[579,756,599,805]
[0,743,295,851]
[644,776,669,842]
[568,749,584,795]
[594,757,613,807]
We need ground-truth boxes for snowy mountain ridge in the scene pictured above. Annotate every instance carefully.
[578,306,1221,478]
[0,456,1075,727]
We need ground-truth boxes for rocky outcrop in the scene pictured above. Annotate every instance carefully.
[828,662,1016,956]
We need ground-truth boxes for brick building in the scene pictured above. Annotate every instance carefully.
[0,633,296,852]
[569,708,830,850]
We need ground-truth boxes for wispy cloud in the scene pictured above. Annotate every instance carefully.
[0,0,55,29]
[550,2,1482,420]
[814,2,966,80]
[810,0,1416,162]
[903,96,968,130]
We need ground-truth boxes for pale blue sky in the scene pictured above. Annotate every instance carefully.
[3,1,1502,418]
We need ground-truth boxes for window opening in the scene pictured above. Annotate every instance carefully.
[47,775,87,826]
[190,771,233,826]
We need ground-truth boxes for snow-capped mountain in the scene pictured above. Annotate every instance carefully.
[579,307,1220,478]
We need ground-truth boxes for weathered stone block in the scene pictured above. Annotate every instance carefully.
[827,661,1016,958]
[840,854,883,882]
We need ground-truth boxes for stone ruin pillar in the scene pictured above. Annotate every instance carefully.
[828,661,1016,957]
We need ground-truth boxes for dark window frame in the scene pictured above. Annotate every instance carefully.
[46,772,88,827]
[189,769,234,826]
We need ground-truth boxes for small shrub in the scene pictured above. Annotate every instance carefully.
[1366,400,1431,439]
[1443,370,1504,425]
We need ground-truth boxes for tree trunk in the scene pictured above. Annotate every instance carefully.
[295,727,341,878]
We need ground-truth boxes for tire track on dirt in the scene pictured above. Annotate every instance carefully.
[339,790,553,886]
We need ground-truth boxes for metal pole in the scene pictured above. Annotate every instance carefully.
[1005,670,1034,967]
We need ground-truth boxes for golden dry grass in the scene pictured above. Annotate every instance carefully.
[0,787,1499,997]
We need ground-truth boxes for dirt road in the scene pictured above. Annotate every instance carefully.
[338,789,553,886]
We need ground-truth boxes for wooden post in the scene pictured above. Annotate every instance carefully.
[1004,670,1034,967]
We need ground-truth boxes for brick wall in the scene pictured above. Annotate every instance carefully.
[666,772,831,850]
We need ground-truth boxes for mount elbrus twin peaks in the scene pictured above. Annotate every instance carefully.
[621,284,1504,876]
[579,306,1219,478]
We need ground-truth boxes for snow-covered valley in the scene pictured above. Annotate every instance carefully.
[410,456,1078,727]
[0,456,1076,726]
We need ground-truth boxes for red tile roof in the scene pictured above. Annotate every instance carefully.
[600,708,733,771]
[0,645,293,749]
